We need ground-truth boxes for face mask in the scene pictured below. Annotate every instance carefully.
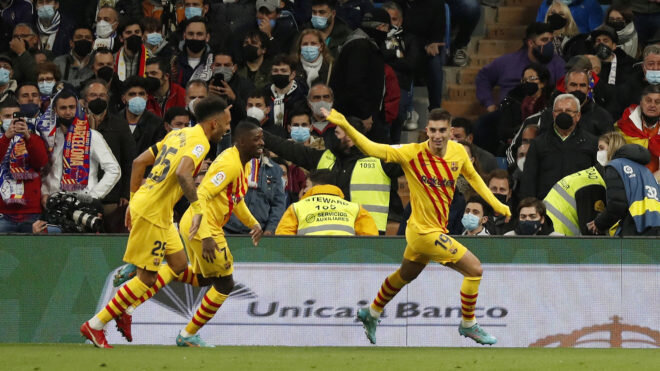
[73,39,93,57]
[559,0,572,5]
[0,68,10,85]
[97,66,114,82]
[596,150,608,166]
[125,35,142,53]
[595,43,613,60]
[247,106,265,122]
[127,96,146,115]
[2,118,11,132]
[38,81,56,96]
[570,90,587,105]
[555,112,574,130]
[532,42,554,64]
[461,213,481,231]
[517,157,525,171]
[37,5,56,21]
[146,32,163,46]
[310,100,332,117]
[96,20,114,38]
[185,39,206,54]
[311,15,329,30]
[256,18,276,29]
[521,82,539,96]
[272,74,290,89]
[515,220,542,235]
[494,193,508,204]
[646,70,660,85]
[145,76,161,94]
[187,98,198,116]
[185,6,203,19]
[547,14,567,31]
[88,98,108,115]
[301,45,320,62]
[57,116,74,128]
[291,126,311,142]
[607,20,626,32]
[213,66,234,82]
[19,103,40,117]
[243,44,260,62]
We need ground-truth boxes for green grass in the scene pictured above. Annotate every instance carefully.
[1,344,659,371]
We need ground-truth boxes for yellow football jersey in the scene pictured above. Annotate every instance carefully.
[131,125,210,228]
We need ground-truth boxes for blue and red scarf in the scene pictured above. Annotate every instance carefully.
[60,116,91,191]
[0,129,39,205]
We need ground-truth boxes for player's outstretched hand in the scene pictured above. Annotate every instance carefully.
[202,237,220,263]
[189,214,202,240]
[250,223,263,246]
[124,206,132,230]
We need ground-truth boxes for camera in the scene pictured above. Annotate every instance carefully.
[45,192,103,232]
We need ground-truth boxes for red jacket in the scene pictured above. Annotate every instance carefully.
[0,134,48,215]
[384,64,400,125]
[146,82,187,118]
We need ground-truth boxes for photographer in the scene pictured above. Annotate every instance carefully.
[33,192,104,233]
[0,99,49,233]
[209,51,254,128]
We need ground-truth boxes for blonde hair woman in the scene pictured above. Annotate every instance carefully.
[597,131,627,166]
[544,0,579,57]
[293,29,334,88]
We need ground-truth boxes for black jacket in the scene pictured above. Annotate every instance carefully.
[520,126,598,199]
[96,113,137,203]
[122,110,163,155]
[383,28,420,89]
[594,145,660,236]
[613,66,648,121]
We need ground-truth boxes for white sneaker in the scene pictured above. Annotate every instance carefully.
[404,111,419,130]
[453,48,468,67]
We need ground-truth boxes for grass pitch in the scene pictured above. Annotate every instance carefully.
[2,344,659,371]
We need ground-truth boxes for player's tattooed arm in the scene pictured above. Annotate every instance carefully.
[176,156,199,203]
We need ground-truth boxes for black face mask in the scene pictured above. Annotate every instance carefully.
[57,116,74,127]
[494,193,508,204]
[532,42,554,64]
[97,66,114,83]
[521,82,539,96]
[185,39,206,54]
[242,44,259,62]
[642,112,660,126]
[272,74,290,89]
[145,76,161,94]
[73,39,93,57]
[87,98,108,115]
[607,20,626,32]
[364,27,387,45]
[19,103,40,118]
[595,43,613,60]
[570,90,587,106]
[125,35,142,53]
[515,220,542,235]
[547,14,567,31]
[555,112,574,130]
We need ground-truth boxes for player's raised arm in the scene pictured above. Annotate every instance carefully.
[460,149,512,220]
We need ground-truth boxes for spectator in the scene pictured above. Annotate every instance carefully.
[161,107,192,135]
[238,30,272,93]
[93,6,120,52]
[605,5,639,59]
[450,117,497,174]
[307,0,351,59]
[543,0,580,58]
[246,90,288,138]
[141,17,173,60]
[287,109,324,149]
[88,48,124,113]
[275,168,378,235]
[174,16,213,87]
[0,0,32,53]
[590,144,660,236]
[461,196,493,236]
[615,45,660,121]
[445,0,481,67]
[81,79,136,233]
[15,83,41,119]
[510,142,530,196]
[34,0,73,57]
[521,93,598,199]
[36,62,61,112]
[0,99,49,232]
[40,90,120,207]
[115,18,148,82]
[145,58,186,119]
[456,141,483,201]
[615,84,660,177]
[562,69,614,137]
[307,81,337,144]
[486,169,516,235]
[630,0,660,47]
[9,24,39,84]
[0,55,16,104]
[336,0,375,30]
[544,131,626,236]
[505,197,563,236]
[185,79,208,123]
[267,54,307,128]
[294,29,333,88]
[592,25,635,89]
[255,0,299,57]
[208,50,254,127]
[120,76,162,155]
[53,26,95,91]
[507,123,539,166]
[225,147,287,236]
[536,0,602,34]
[206,0,256,36]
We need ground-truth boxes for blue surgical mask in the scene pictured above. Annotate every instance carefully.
[256,18,277,29]
[38,81,56,96]
[311,15,329,30]
[37,5,56,20]
[290,126,311,142]
[185,6,203,19]
[646,70,660,85]
[146,32,163,46]
[301,45,320,62]
[2,118,11,132]
[559,0,572,4]
[461,213,481,231]
[128,96,146,115]
[0,68,10,85]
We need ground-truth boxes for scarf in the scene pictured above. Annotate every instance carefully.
[115,44,148,81]
[301,55,323,88]
[617,105,660,158]
[247,157,260,188]
[60,115,92,191]
[36,92,60,153]
[37,11,61,51]
[607,54,617,85]
[271,80,298,126]
[617,22,635,45]
[0,130,39,204]
[189,53,214,82]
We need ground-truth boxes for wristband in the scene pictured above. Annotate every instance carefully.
[190,200,203,215]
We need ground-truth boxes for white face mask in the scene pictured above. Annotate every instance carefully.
[517,157,526,172]
[2,118,11,132]
[597,150,608,166]
[247,106,265,122]
[96,20,115,38]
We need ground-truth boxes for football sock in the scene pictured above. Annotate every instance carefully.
[369,269,408,318]
[94,277,149,328]
[176,265,200,287]
[184,286,228,335]
[129,264,178,312]
[460,276,481,328]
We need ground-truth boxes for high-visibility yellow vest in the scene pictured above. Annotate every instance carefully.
[316,150,390,231]
[543,167,605,236]
[293,193,360,235]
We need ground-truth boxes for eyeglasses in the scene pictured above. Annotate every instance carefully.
[553,109,579,116]
[521,76,539,83]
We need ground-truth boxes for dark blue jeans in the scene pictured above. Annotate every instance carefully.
[427,51,445,110]
[446,0,482,50]
[633,12,660,47]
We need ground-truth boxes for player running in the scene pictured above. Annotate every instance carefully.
[323,108,511,345]
[80,97,231,348]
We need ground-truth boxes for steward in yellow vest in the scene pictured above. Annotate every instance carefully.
[275,170,378,236]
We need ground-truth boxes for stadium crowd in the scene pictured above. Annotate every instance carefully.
[0,0,658,237]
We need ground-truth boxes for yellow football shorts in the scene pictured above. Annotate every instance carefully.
[179,214,234,278]
[123,214,184,272]
[403,228,468,265]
